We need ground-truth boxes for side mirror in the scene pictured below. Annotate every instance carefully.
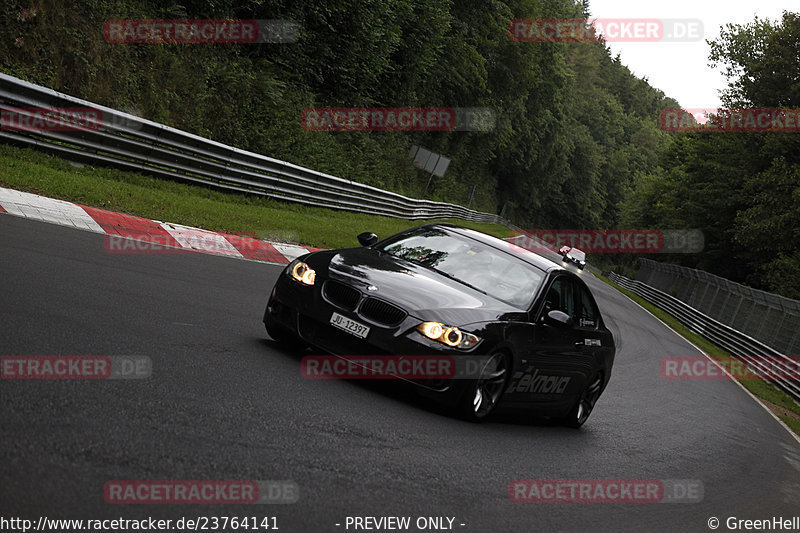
[357,232,378,247]
[544,309,573,328]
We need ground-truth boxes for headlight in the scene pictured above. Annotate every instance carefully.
[288,260,316,286]
[417,321,481,350]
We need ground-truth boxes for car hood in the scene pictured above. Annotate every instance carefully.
[319,247,527,326]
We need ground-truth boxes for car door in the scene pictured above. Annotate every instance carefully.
[504,274,588,405]
[573,279,614,377]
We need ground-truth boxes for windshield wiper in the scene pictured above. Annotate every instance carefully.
[429,267,488,296]
[385,252,488,295]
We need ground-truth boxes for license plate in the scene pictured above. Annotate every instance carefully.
[329,312,370,339]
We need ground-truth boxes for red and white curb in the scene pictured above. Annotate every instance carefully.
[0,187,323,264]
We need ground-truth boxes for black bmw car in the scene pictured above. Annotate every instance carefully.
[264,223,615,426]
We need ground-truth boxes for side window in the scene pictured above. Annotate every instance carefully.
[576,285,599,328]
[543,277,576,319]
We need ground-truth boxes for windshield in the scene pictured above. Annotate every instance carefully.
[380,228,545,307]
[570,250,586,260]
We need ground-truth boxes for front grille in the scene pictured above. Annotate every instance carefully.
[359,297,406,326]
[323,279,361,310]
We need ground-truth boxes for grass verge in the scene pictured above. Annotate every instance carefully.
[595,272,800,437]
[0,144,511,249]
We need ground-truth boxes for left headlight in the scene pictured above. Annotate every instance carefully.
[417,321,481,350]
[288,259,316,286]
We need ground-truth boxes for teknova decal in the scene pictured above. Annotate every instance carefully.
[506,367,571,394]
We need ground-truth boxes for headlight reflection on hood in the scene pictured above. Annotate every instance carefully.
[417,321,481,350]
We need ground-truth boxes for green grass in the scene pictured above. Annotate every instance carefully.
[0,144,512,249]
[595,272,800,436]
[783,416,800,435]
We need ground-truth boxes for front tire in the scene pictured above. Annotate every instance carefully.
[457,352,510,422]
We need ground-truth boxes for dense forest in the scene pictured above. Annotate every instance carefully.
[620,12,800,298]
[0,0,679,224]
[1,2,798,297]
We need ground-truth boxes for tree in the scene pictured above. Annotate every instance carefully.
[709,11,800,108]
[621,11,800,297]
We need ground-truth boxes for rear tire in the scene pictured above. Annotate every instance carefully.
[561,373,603,428]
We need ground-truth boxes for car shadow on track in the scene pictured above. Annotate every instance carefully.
[253,336,582,430]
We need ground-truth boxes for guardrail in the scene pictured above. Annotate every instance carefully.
[608,272,800,403]
[0,73,513,226]
[637,258,800,356]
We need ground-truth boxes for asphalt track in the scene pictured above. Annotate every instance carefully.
[2,213,799,532]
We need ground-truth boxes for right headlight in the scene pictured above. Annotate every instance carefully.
[287,259,316,286]
[417,321,481,350]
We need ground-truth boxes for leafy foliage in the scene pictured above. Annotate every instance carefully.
[622,11,800,298]
[0,0,678,226]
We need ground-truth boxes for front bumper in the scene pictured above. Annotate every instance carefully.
[264,272,488,393]
[566,257,585,267]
